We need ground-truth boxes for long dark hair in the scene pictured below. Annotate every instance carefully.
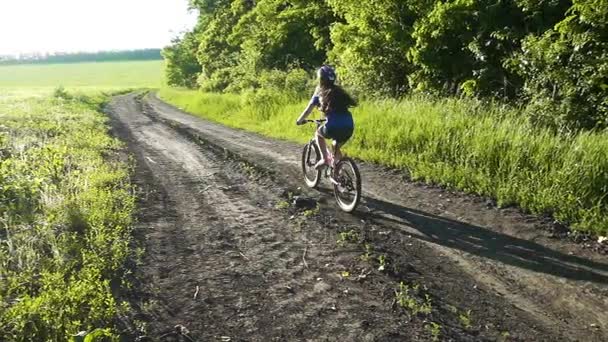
[318,81,357,114]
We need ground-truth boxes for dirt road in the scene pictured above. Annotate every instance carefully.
[108,93,608,341]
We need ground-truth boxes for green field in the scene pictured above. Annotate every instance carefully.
[0,60,163,92]
[160,87,608,235]
[0,90,134,340]
[0,62,147,340]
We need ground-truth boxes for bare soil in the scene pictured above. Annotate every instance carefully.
[107,93,608,341]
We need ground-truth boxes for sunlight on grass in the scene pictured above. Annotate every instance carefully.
[0,60,163,89]
[0,91,134,340]
[159,87,608,235]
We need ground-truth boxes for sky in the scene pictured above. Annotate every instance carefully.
[0,0,198,55]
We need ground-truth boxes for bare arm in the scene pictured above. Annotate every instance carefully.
[296,98,317,124]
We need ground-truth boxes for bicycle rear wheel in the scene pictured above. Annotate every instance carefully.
[301,142,322,188]
[333,158,361,212]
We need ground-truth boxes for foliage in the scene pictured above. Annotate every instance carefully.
[327,0,415,97]
[165,0,607,129]
[196,1,249,91]
[160,88,608,235]
[0,92,134,340]
[512,0,608,130]
[164,0,334,93]
[231,0,333,71]
[163,31,202,88]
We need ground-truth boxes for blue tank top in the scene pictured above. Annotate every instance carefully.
[311,93,354,129]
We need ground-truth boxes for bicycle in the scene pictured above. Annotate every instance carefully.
[300,119,362,212]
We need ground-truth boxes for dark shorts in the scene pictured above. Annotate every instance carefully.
[320,124,354,144]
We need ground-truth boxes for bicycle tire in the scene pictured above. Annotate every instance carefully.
[301,142,322,188]
[333,157,362,212]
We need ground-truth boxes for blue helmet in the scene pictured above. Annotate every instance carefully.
[318,65,336,83]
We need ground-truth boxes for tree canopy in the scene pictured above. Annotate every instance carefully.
[164,0,608,130]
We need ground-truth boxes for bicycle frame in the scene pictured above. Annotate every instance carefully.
[303,119,339,184]
[300,118,362,212]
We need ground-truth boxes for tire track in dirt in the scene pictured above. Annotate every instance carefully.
[108,94,423,341]
[129,92,608,341]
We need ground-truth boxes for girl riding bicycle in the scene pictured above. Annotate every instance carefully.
[296,65,356,170]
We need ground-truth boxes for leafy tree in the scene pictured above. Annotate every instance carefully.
[163,0,608,130]
[195,2,247,91]
[162,30,202,88]
[231,0,333,70]
[512,0,608,130]
[328,0,417,97]
[408,0,569,98]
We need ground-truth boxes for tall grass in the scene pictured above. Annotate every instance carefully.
[160,87,608,235]
[0,91,134,340]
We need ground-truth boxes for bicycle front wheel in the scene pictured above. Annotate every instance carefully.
[333,158,361,212]
[301,142,322,188]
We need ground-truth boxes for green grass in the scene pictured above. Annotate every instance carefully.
[159,87,608,235]
[0,61,159,339]
[0,60,163,92]
[0,90,135,340]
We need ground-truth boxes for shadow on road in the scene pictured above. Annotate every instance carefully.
[323,187,608,284]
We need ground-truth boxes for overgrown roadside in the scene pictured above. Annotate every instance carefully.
[0,91,136,340]
[159,87,608,236]
[106,92,608,341]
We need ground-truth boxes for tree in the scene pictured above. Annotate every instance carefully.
[328,0,417,96]
[162,30,202,88]
[512,0,608,129]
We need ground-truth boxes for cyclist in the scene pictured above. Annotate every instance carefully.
[296,65,357,170]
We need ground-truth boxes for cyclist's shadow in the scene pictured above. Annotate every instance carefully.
[319,188,608,284]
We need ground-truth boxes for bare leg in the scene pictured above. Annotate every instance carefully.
[333,141,343,162]
[315,128,328,169]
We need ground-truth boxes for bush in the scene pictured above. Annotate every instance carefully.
[162,31,202,88]
[511,0,608,130]
[53,85,72,100]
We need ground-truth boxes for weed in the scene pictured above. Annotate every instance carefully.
[395,282,433,316]
[337,229,360,246]
[242,163,257,177]
[459,309,472,329]
[377,254,388,271]
[425,322,442,341]
[360,243,373,261]
[275,200,290,209]
[303,204,320,217]
[53,85,71,99]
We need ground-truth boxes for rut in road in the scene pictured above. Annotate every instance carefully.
[109,94,419,341]
[108,93,608,341]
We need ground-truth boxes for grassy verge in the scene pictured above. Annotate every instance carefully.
[0,91,134,340]
[159,87,608,235]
